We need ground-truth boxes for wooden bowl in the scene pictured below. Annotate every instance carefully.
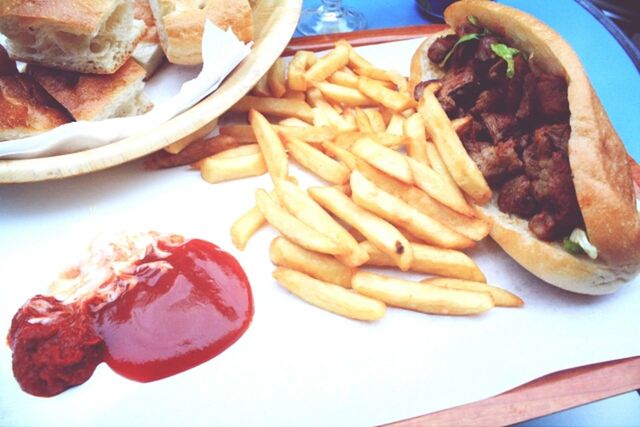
[0,0,302,183]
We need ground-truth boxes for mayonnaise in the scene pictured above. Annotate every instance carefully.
[569,228,598,260]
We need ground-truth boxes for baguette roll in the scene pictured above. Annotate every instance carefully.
[410,0,640,294]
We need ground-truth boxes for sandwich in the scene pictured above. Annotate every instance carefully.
[29,59,152,122]
[0,73,70,141]
[409,0,640,294]
[148,0,253,65]
[133,0,166,78]
[0,0,145,74]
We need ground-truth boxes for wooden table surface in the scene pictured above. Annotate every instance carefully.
[285,25,640,425]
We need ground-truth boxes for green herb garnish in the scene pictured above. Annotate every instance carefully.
[563,238,584,254]
[467,15,479,26]
[490,43,520,78]
[439,33,480,68]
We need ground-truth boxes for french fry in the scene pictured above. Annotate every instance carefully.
[283,89,306,101]
[340,65,356,75]
[352,272,494,315]
[328,69,359,88]
[231,96,314,123]
[145,134,239,169]
[221,123,335,145]
[350,137,413,184]
[316,100,355,132]
[306,87,326,107]
[354,108,373,133]
[353,65,392,81]
[342,112,356,129]
[314,81,375,107]
[353,67,404,92]
[219,124,257,143]
[308,186,413,271]
[350,170,474,249]
[279,117,312,128]
[357,76,414,112]
[385,113,405,136]
[322,141,359,170]
[267,57,287,98]
[211,144,261,159]
[270,237,354,288]
[403,113,429,165]
[252,73,270,97]
[338,40,373,70]
[200,151,267,183]
[360,241,486,282]
[312,107,330,127]
[421,278,524,308]
[305,43,350,83]
[288,50,315,92]
[273,267,386,321]
[282,134,350,185]
[256,189,348,255]
[164,138,194,155]
[231,205,266,251]
[351,65,406,89]
[389,70,409,93]
[451,115,473,134]
[422,142,476,217]
[276,125,337,143]
[249,109,289,180]
[425,142,455,182]
[273,178,366,264]
[363,108,386,132]
[356,160,491,241]
[419,90,491,204]
[335,131,406,149]
[407,157,475,218]
[401,107,416,118]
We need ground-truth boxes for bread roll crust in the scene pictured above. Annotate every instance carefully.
[0,0,120,36]
[0,0,145,74]
[443,0,640,268]
[149,0,253,65]
[410,0,640,293]
[29,59,149,121]
[0,74,70,141]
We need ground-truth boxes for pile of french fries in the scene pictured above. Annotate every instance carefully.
[164,40,523,321]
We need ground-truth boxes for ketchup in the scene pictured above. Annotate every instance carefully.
[7,235,253,396]
[8,296,104,397]
[94,239,253,382]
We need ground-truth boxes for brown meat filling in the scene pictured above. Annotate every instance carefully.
[419,23,582,241]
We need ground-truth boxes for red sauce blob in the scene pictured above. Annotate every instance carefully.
[8,296,104,397]
[93,239,253,382]
[7,237,253,396]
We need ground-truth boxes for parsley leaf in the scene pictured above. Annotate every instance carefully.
[563,238,584,255]
[439,33,480,68]
[490,43,520,78]
[467,15,479,26]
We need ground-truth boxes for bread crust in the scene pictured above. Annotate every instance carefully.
[445,0,640,267]
[0,0,146,75]
[475,201,636,295]
[29,59,148,121]
[0,74,70,141]
[410,0,640,292]
[0,0,120,36]
[149,0,253,65]
[134,0,160,44]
